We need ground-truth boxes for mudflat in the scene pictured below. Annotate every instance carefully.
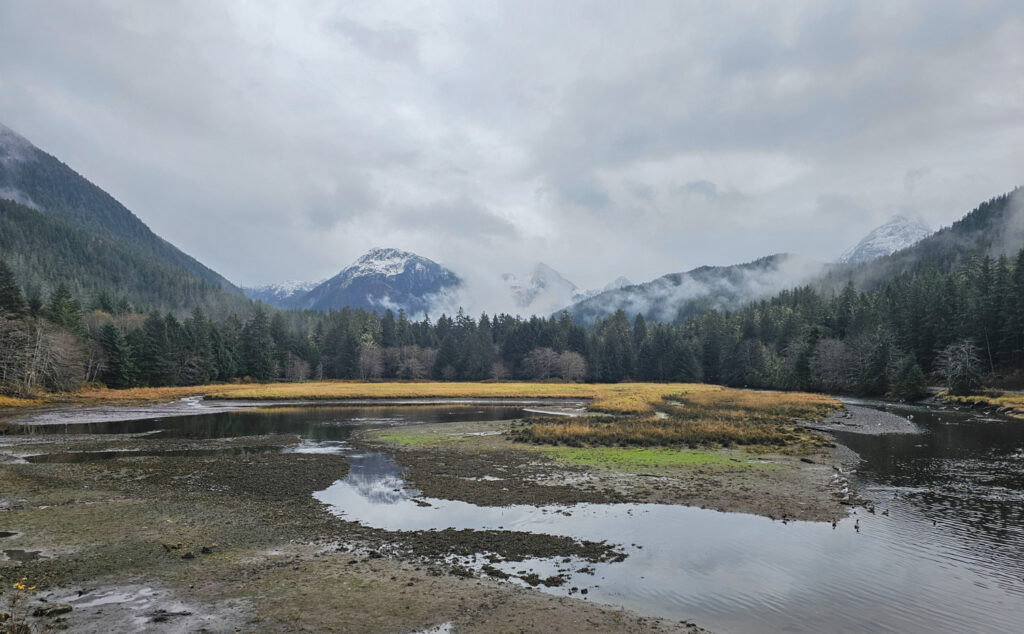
[1,384,861,632]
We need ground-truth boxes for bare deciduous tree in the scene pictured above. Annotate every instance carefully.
[358,344,384,380]
[283,351,311,382]
[936,340,982,395]
[556,351,587,382]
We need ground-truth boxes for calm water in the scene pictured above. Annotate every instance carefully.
[6,400,1024,632]
[314,401,1024,634]
[4,404,535,441]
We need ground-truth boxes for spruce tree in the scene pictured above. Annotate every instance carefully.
[99,323,138,388]
[243,306,277,381]
[44,283,82,331]
[890,356,928,400]
[0,259,27,316]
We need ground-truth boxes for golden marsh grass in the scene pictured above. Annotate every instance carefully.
[516,388,839,449]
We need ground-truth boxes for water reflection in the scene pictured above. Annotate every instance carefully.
[6,405,534,441]
[316,405,1024,634]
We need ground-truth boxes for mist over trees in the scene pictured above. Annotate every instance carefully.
[1,242,1019,399]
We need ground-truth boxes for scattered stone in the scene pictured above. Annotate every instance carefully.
[149,609,193,623]
[32,603,72,618]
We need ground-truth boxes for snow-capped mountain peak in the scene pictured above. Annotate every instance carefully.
[292,247,461,314]
[244,279,321,302]
[347,247,426,279]
[839,216,932,264]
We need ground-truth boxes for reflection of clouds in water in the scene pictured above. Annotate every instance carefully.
[313,430,1024,634]
[345,473,410,504]
[286,440,348,454]
[343,452,414,504]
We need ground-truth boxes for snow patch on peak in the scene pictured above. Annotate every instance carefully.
[839,216,932,264]
[243,279,323,305]
[349,247,422,278]
[260,280,321,296]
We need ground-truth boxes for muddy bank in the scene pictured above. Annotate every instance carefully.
[0,397,586,428]
[806,403,921,435]
[0,433,699,633]
[357,420,859,522]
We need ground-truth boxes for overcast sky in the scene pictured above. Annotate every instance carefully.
[1,1,1022,297]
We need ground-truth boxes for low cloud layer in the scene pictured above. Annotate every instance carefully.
[1,1,1022,307]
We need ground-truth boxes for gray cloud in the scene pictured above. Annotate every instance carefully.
[0,0,1021,307]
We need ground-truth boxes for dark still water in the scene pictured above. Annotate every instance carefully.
[5,404,534,441]
[834,399,1024,598]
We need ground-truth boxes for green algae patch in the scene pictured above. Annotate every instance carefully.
[535,446,777,472]
[372,432,452,447]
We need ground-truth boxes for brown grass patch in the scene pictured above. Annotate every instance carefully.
[515,388,839,450]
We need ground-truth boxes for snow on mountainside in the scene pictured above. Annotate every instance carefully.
[502,263,597,316]
[339,247,431,281]
[243,279,323,307]
[288,247,461,315]
[838,216,932,264]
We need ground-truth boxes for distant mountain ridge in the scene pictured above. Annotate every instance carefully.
[285,247,461,315]
[243,279,323,306]
[838,216,932,264]
[0,121,247,312]
[820,187,1024,293]
[565,254,828,324]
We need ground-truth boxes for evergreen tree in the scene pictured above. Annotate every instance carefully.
[98,323,137,388]
[44,283,82,332]
[433,335,458,380]
[890,356,928,400]
[0,258,27,316]
[139,312,173,386]
[243,306,277,381]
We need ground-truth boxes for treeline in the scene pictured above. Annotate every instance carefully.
[1,248,1019,398]
[680,249,1024,396]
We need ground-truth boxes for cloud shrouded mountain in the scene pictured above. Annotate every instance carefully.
[838,216,932,264]
[284,247,461,315]
[821,187,1024,294]
[0,121,247,312]
[565,254,828,325]
[501,263,596,317]
[2,2,1021,291]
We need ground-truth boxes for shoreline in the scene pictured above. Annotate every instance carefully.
[0,389,916,632]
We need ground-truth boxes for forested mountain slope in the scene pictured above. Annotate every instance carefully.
[818,189,1024,293]
[0,122,247,313]
[565,254,828,325]
[0,198,247,314]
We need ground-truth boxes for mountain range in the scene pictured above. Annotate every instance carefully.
[9,120,1018,327]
